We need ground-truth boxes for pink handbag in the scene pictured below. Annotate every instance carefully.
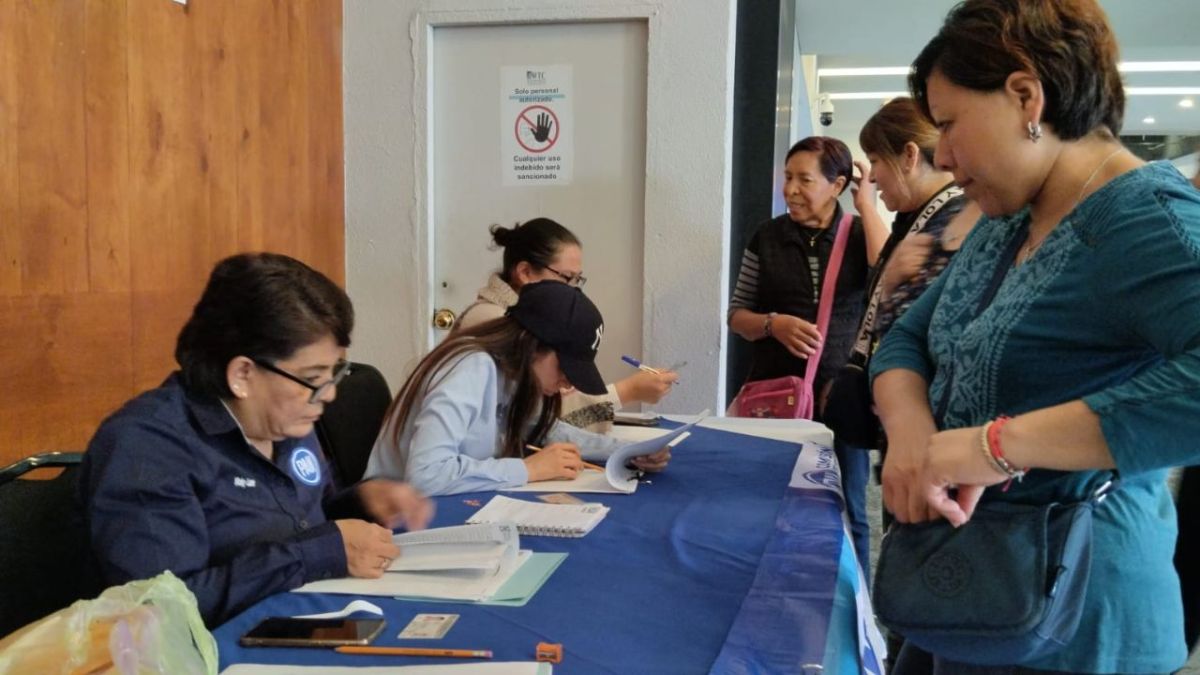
[734,375,810,418]
[733,213,852,419]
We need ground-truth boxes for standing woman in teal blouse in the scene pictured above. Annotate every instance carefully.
[871,1,1200,673]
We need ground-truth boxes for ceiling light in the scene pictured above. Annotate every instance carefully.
[1119,61,1200,73]
[1181,98,1196,109]
[1116,87,1200,96]
[818,67,910,77]
[1142,116,1156,124]
[817,62,1200,79]
[826,91,908,101]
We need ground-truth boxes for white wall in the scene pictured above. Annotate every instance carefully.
[344,1,738,414]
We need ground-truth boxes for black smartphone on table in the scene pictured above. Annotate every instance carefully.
[613,412,661,426]
[239,617,386,647]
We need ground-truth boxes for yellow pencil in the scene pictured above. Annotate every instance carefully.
[525,444,605,472]
[335,646,493,658]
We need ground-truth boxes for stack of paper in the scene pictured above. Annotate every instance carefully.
[466,495,608,538]
[387,524,517,574]
[292,524,564,605]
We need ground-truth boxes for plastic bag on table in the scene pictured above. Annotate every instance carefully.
[0,570,218,674]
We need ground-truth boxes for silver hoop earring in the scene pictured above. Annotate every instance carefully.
[1027,121,1043,142]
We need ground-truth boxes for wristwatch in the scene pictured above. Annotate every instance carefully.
[764,312,778,338]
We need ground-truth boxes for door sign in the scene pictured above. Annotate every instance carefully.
[501,65,573,186]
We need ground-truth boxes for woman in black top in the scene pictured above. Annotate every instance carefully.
[729,136,887,396]
[728,136,887,572]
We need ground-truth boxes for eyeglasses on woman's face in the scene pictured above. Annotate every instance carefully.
[251,357,352,404]
[544,265,587,288]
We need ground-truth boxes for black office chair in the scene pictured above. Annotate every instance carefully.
[315,362,393,489]
[0,451,96,638]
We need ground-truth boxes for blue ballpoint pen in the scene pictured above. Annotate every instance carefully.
[620,355,661,374]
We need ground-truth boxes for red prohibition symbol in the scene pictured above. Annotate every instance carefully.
[515,104,559,154]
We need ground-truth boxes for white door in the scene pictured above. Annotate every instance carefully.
[430,21,648,390]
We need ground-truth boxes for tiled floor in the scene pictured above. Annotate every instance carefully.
[863,453,1200,672]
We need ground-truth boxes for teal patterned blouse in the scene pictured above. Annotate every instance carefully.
[871,161,1200,673]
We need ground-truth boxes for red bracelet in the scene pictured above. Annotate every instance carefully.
[987,415,1027,490]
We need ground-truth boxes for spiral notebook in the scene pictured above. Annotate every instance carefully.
[467,495,609,538]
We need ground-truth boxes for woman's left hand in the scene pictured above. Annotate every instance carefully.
[630,445,671,473]
[922,427,1011,527]
[850,160,877,214]
[357,479,436,531]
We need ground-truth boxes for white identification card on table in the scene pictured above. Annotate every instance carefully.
[399,613,459,639]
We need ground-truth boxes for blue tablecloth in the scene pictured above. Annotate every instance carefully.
[213,424,871,673]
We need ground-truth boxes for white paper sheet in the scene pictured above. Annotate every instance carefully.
[293,551,532,602]
[506,412,707,494]
[293,600,383,619]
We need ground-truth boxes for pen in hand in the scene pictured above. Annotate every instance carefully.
[621,355,661,374]
[622,356,685,389]
[525,444,605,472]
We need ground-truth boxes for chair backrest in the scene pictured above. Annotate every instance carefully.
[0,452,96,638]
[315,362,393,489]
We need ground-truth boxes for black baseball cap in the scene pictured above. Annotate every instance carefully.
[507,281,607,395]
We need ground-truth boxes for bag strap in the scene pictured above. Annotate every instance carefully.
[850,185,965,361]
[804,212,854,385]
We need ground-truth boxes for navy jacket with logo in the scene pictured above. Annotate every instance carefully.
[80,373,365,626]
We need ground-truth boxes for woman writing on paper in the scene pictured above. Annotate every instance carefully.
[872,1,1200,671]
[365,281,671,496]
[456,218,679,432]
[81,253,433,626]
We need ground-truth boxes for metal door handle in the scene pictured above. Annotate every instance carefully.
[432,308,456,331]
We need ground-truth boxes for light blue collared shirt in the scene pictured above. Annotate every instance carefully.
[364,351,624,495]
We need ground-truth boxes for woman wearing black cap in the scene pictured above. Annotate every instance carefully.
[364,281,671,495]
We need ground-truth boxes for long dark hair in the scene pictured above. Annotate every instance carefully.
[175,252,353,399]
[385,318,561,460]
[490,218,581,286]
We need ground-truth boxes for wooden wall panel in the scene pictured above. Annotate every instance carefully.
[16,0,89,295]
[0,0,345,467]
[84,0,132,293]
[0,0,19,294]
[305,0,345,278]
[0,294,133,454]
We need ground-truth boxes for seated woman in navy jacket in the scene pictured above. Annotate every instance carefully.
[81,252,432,626]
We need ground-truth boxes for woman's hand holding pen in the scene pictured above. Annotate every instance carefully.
[524,442,584,482]
[615,370,679,405]
[772,314,822,358]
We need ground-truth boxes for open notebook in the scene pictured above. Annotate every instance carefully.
[467,495,609,538]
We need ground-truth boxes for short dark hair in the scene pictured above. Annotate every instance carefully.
[786,136,853,195]
[910,0,1124,141]
[489,218,582,285]
[175,252,354,399]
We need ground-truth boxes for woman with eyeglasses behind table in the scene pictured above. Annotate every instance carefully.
[455,218,678,432]
[80,253,433,627]
[365,281,672,496]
